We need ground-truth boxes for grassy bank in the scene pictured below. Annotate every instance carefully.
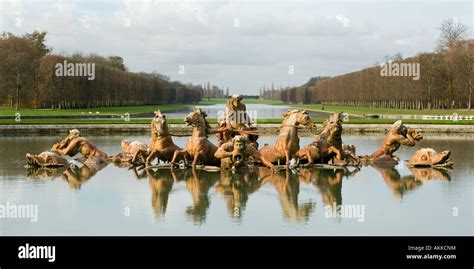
[0,104,191,117]
[1,118,473,125]
[292,104,474,116]
[0,118,278,125]
[0,98,284,117]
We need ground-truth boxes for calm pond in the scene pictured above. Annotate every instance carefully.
[0,134,472,235]
[138,104,333,120]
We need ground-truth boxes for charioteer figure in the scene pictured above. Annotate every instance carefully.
[51,129,109,164]
[216,94,259,149]
[363,120,423,165]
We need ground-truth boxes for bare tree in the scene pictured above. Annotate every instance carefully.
[436,19,468,53]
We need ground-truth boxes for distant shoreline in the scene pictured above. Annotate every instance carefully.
[1,123,473,135]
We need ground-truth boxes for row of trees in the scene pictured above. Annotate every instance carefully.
[260,20,472,109]
[316,20,472,109]
[260,77,329,104]
[202,82,226,100]
[259,83,290,100]
[315,42,473,109]
[0,31,50,109]
[0,31,203,109]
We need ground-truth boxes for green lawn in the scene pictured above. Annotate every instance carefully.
[0,99,284,117]
[0,118,283,125]
[293,104,474,116]
[1,118,472,125]
[0,104,191,117]
[1,100,473,125]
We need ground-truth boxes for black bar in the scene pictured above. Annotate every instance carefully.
[0,236,472,266]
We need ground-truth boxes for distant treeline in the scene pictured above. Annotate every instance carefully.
[280,76,329,104]
[260,77,328,104]
[315,45,473,109]
[0,31,205,109]
[262,20,473,110]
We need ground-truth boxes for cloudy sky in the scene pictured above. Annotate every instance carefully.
[1,0,472,94]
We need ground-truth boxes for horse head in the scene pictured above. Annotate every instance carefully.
[282,109,312,127]
[151,109,169,136]
[184,108,211,130]
[320,112,343,144]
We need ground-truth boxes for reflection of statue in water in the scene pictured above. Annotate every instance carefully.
[214,135,275,171]
[371,164,422,198]
[147,169,180,220]
[408,167,451,181]
[373,160,451,198]
[298,168,351,214]
[215,169,261,220]
[60,161,108,190]
[27,161,108,190]
[26,166,66,180]
[216,94,259,149]
[184,169,220,224]
[363,120,423,165]
[259,167,315,223]
[51,129,109,164]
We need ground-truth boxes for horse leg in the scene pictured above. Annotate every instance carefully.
[305,148,314,166]
[171,149,183,165]
[346,152,360,166]
[285,150,291,169]
[131,151,141,164]
[146,151,157,166]
[298,148,313,166]
[192,151,203,167]
[329,147,346,165]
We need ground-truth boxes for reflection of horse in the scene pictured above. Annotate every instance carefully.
[259,109,312,167]
[298,168,347,212]
[298,112,358,165]
[172,108,220,167]
[147,169,180,220]
[183,169,220,224]
[259,167,315,223]
[147,110,184,165]
[215,169,261,220]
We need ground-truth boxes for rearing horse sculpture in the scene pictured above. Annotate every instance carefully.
[298,112,359,165]
[146,109,184,165]
[259,109,312,167]
[172,108,220,167]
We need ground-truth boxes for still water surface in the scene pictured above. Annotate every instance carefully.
[0,134,472,235]
[141,104,331,120]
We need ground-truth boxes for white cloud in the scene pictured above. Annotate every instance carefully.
[1,0,472,94]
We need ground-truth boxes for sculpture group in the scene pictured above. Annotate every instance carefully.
[26,95,453,176]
